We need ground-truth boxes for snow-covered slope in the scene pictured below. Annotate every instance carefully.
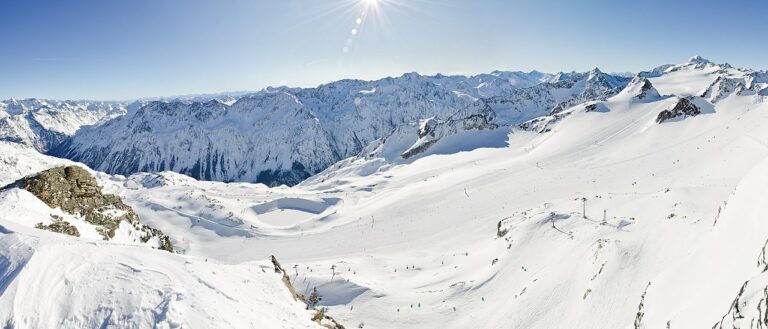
[0,142,325,329]
[1,165,174,251]
[3,56,768,328]
[48,56,767,328]
[0,228,321,328]
[51,69,628,186]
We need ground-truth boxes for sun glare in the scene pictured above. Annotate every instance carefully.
[339,0,415,55]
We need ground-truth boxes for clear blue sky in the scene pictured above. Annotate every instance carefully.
[1,0,766,100]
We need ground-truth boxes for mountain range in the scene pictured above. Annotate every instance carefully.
[3,56,768,328]
[5,67,634,186]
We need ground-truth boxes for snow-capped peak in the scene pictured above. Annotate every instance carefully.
[662,55,735,74]
[687,55,712,65]
[620,75,662,101]
[587,67,604,79]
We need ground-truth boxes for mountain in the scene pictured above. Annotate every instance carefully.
[134,90,257,105]
[50,69,629,186]
[0,99,133,152]
[0,93,264,154]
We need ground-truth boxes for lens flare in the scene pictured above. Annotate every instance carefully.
[335,0,430,55]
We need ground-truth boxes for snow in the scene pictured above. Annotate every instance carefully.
[0,189,103,240]
[2,57,768,327]
[0,141,75,186]
[251,197,339,228]
[0,99,129,152]
[49,68,628,186]
[0,226,319,328]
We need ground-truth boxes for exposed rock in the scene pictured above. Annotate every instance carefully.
[34,214,80,237]
[656,97,701,124]
[401,102,497,159]
[637,78,660,100]
[497,219,509,238]
[701,76,746,103]
[712,281,749,328]
[4,165,173,251]
[520,102,600,133]
[270,255,301,302]
[757,238,768,272]
[620,76,661,101]
[634,282,651,329]
[270,255,345,329]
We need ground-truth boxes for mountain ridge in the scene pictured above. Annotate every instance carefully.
[48,67,634,186]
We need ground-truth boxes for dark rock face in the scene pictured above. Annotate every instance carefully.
[6,166,173,251]
[637,79,656,100]
[656,98,701,124]
[401,139,439,160]
[255,162,313,187]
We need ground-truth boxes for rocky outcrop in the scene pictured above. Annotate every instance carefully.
[4,166,173,251]
[34,214,80,237]
[401,102,497,159]
[656,97,701,124]
[270,255,345,329]
[519,102,602,133]
[701,76,745,103]
[633,282,651,329]
[712,281,751,329]
[628,76,661,101]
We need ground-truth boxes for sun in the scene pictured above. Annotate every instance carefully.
[362,0,379,6]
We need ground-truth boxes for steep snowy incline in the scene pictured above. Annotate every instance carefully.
[51,69,628,186]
